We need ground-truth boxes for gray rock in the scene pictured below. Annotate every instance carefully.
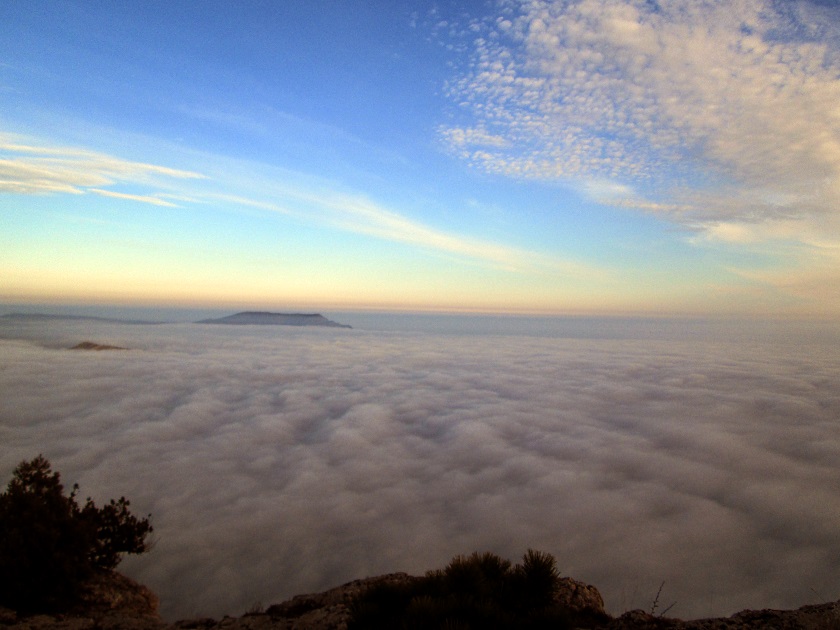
[555,576,607,617]
[2,572,164,630]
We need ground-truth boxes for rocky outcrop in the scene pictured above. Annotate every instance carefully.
[603,602,840,629]
[163,573,608,629]
[262,572,416,626]
[556,576,607,618]
[71,571,161,619]
[1,572,837,630]
[0,572,164,630]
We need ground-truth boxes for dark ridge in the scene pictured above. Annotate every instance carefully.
[1,313,159,325]
[70,341,128,351]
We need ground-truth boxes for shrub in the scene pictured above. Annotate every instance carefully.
[0,455,153,613]
[349,550,572,630]
[516,548,561,607]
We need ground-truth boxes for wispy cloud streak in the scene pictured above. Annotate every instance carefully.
[88,189,180,207]
[2,132,594,276]
[212,188,599,276]
[282,190,594,274]
[0,135,205,198]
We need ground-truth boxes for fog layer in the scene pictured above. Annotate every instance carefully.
[1,318,838,620]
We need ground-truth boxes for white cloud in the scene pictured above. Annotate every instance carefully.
[688,213,840,312]
[296,191,577,273]
[2,131,593,278]
[441,127,509,151]
[1,317,838,621]
[727,243,840,314]
[216,188,600,276]
[442,0,840,241]
[89,189,180,208]
[0,134,205,198]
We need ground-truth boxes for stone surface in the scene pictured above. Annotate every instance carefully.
[679,601,840,629]
[72,571,161,618]
[555,576,607,616]
[601,601,840,629]
[1,572,164,630]
[262,572,418,629]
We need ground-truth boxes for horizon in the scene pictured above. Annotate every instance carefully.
[4,298,840,324]
[4,302,840,346]
[3,0,840,316]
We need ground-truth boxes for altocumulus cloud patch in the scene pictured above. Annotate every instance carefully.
[1,320,839,620]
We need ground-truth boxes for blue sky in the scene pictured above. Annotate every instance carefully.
[2,0,839,315]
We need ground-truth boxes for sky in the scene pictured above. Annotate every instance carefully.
[2,317,839,620]
[2,0,840,316]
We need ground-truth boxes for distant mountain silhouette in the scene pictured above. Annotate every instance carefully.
[70,341,128,351]
[0,313,159,325]
[196,311,351,328]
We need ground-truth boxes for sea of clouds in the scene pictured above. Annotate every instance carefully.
[1,314,838,621]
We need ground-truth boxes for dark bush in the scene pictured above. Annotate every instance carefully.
[349,549,572,630]
[515,548,561,608]
[0,455,153,613]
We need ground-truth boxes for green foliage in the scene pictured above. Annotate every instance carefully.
[0,455,153,613]
[349,550,573,630]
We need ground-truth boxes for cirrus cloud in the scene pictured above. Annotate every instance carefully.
[1,131,594,278]
[0,134,206,202]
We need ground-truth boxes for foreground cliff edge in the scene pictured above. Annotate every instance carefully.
[0,458,837,629]
[1,569,837,630]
